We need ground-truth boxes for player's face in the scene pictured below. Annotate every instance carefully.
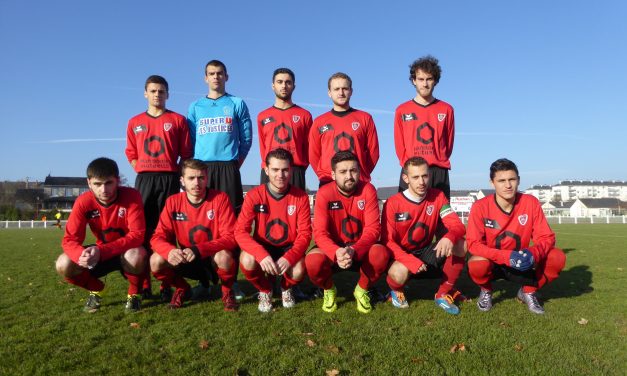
[181,168,208,200]
[403,164,430,197]
[88,176,119,205]
[272,73,295,101]
[328,78,352,108]
[144,83,168,109]
[412,69,436,99]
[332,160,360,194]
[491,170,520,203]
[205,65,228,92]
[265,157,291,193]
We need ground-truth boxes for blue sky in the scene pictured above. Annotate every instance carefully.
[1,1,626,190]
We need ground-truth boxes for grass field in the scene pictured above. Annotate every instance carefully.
[1,225,625,375]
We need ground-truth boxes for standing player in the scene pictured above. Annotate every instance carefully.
[394,56,455,198]
[55,158,146,313]
[150,159,239,311]
[236,148,311,312]
[466,159,566,314]
[125,75,193,298]
[305,151,389,313]
[257,68,312,190]
[382,157,466,314]
[55,210,62,229]
[187,60,253,215]
[309,72,379,186]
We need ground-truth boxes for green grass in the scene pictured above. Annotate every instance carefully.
[0,225,625,375]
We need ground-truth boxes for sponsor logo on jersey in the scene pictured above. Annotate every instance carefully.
[395,212,412,222]
[207,209,214,220]
[328,201,343,210]
[163,123,172,132]
[351,122,360,131]
[85,210,100,219]
[198,117,234,135]
[292,115,301,123]
[402,113,417,122]
[254,204,268,213]
[483,218,499,229]
[518,214,528,226]
[319,124,334,134]
[440,205,453,218]
[287,205,296,216]
[261,116,274,126]
[357,199,365,210]
[118,208,126,218]
[133,125,147,134]
[438,113,446,122]
[426,205,434,216]
[173,212,188,221]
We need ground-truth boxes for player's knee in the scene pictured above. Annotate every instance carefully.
[289,258,306,281]
[467,259,492,284]
[214,249,234,269]
[149,252,167,272]
[369,244,390,267]
[547,248,566,274]
[388,261,409,283]
[122,246,147,273]
[239,250,257,271]
[55,253,74,276]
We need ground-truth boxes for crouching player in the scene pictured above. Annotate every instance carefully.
[467,158,566,314]
[56,157,146,313]
[382,157,466,314]
[305,151,389,313]
[150,159,239,311]
[236,148,311,312]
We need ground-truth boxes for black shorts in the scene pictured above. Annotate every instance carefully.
[84,244,124,279]
[135,172,180,244]
[491,264,538,287]
[264,245,293,262]
[260,165,307,191]
[408,243,446,279]
[205,161,243,215]
[398,165,450,199]
[174,254,219,287]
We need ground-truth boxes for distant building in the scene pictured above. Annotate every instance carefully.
[549,180,627,202]
[42,175,89,211]
[525,185,553,203]
[541,200,573,216]
[569,198,626,217]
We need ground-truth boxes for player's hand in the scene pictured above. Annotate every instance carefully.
[168,249,186,266]
[276,257,290,275]
[415,261,427,274]
[181,248,196,263]
[78,246,99,269]
[509,249,535,271]
[260,256,280,275]
[434,238,454,258]
[336,248,352,269]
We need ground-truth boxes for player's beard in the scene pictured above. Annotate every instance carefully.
[275,92,292,101]
[337,178,357,195]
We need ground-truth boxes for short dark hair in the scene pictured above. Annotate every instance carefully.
[328,72,352,90]
[402,157,429,175]
[86,157,119,179]
[490,158,519,180]
[205,60,227,75]
[409,55,442,84]
[265,148,294,167]
[144,75,169,92]
[181,159,208,176]
[331,151,359,171]
[273,68,295,82]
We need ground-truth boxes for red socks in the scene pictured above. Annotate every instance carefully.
[305,252,333,290]
[436,255,465,297]
[65,270,104,292]
[523,248,566,293]
[240,265,272,293]
[468,259,493,291]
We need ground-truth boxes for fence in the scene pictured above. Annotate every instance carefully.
[1,220,67,229]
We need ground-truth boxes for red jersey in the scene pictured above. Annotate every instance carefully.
[466,193,555,265]
[257,105,313,168]
[62,187,145,263]
[382,188,465,273]
[235,184,312,266]
[125,110,193,173]
[151,190,237,260]
[313,181,380,261]
[394,99,454,169]
[309,108,379,182]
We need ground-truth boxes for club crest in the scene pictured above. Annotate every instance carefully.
[352,122,360,131]
[207,209,215,220]
[357,199,365,210]
[287,205,296,216]
[437,113,446,122]
[118,208,126,218]
[292,115,301,123]
[518,214,528,226]
[426,205,434,216]
[223,106,232,116]
[163,123,172,132]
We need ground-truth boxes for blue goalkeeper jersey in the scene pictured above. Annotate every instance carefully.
[187,94,253,162]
